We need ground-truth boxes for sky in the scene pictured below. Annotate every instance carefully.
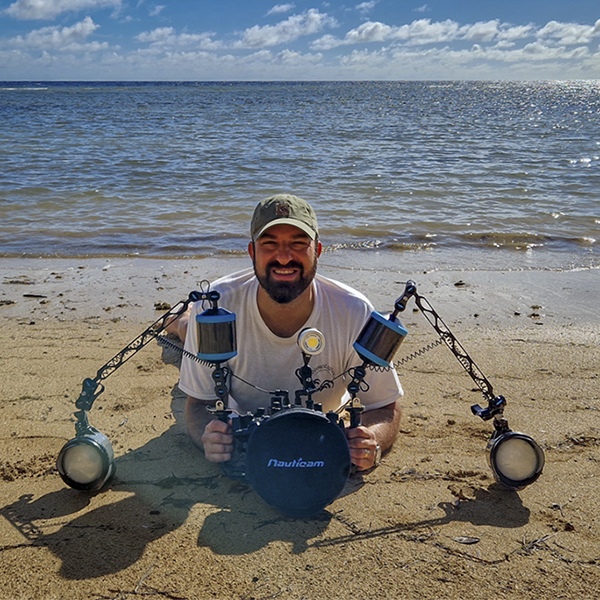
[0,0,599,80]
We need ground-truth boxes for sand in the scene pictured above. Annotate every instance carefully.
[1,256,599,599]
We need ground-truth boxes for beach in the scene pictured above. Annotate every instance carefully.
[1,256,598,599]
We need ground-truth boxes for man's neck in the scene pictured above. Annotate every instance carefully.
[256,284,315,338]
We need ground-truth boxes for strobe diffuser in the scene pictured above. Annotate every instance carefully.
[56,426,115,491]
[486,426,545,490]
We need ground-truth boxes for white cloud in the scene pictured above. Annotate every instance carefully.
[335,40,597,80]
[479,40,592,67]
[537,19,600,46]
[276,47,322,65]
[312,18,547,50]
[497,24,535,43]
[149,4,164,17]
[402,18,463,45]
[313,18,464,49]
[9,16,103,50]
[136,27,222,50]
[4,0,121,20]
[345,21,392,43]
[236,8,337,48]
[356,1,377,13]
[267,4,295,16]
[340,47,387,68]
[136,26,172,43]
[462,20,501,43]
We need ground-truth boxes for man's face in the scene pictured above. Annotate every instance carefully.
[249,224,321,304]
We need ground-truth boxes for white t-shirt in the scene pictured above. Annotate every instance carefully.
[178,268,403,415]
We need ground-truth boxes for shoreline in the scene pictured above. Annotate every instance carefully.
[1,255,598,328]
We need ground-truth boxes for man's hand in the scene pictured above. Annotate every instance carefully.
[345,399,402,470]
[201,419,234,463]
[185,396,234,462]
[346,425,379,471]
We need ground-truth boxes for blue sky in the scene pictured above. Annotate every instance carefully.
[1,1,599,80]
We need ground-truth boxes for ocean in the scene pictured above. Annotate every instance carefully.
[0,80,598,272]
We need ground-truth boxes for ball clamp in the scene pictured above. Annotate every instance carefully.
[56,279,544,516]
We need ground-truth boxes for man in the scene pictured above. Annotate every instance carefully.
[174,194,403,471]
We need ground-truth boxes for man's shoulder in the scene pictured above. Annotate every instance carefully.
[191,269,255,313]
[314,274,372,309]
[211,268,256,292]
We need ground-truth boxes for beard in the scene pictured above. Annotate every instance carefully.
[254,259,318,304]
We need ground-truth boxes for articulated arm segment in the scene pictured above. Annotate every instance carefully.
[93,294,200,384]
[395,280,506,421]
[72,289,208,416]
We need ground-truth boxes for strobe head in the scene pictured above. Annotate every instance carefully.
[486,428,545,490]
[297,327,325,356]
[196,306,237,363]
[353,311,408,367]
[56,427,115,491]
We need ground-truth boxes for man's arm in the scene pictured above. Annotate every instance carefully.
[184,395,233,463]
[345,398,402,471]
[165,307,191,342]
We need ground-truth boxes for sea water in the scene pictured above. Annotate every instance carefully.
[1,80,598,271]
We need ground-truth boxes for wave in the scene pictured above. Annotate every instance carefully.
[0,231,595,260]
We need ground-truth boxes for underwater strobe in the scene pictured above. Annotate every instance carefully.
[195,294,237,363]
[56,288,226,492]
[485,419,545,490]
[56,379,116,491]
[353,305,408,368]
[397,280,544,490]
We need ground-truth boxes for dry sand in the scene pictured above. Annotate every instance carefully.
[1,257,598,599]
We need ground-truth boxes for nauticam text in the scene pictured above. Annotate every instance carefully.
[267,458,325,468]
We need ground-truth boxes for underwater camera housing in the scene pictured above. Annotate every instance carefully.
[211,398,352,518]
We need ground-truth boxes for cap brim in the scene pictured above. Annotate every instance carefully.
[254,218,317,241]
